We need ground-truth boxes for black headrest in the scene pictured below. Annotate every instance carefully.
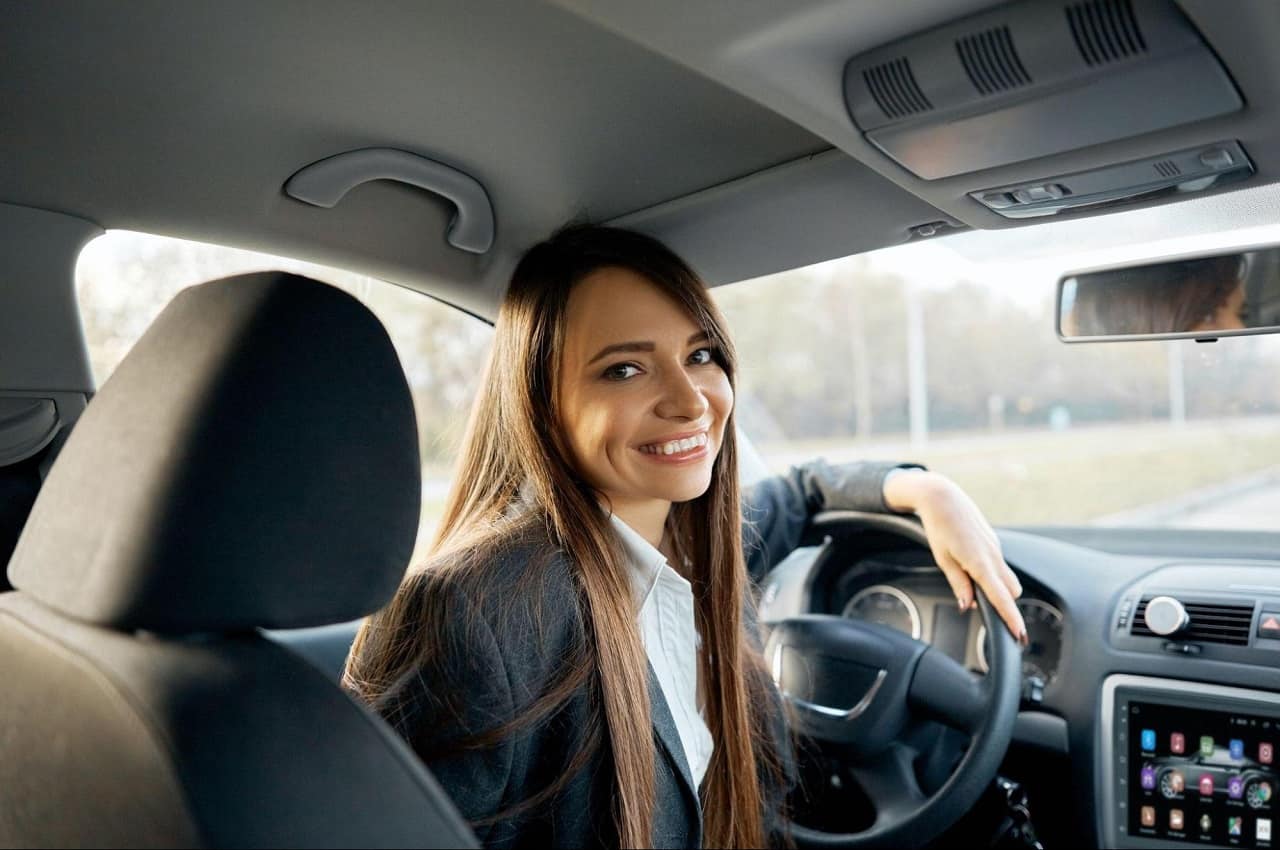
[7,272,420,632]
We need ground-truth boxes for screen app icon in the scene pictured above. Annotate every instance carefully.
[1230,816,1243,837]
[1231,739,1246,760]
[1167,771,1186,796]
[1263,742,1274,764]
[1170,809,1184,831]
[1201,736,1216,757]
[1141,765,1156,790]
[1141,806,1156,827]
[1172,732,1186,754]
[1248,780,1273,810]
[1200,813,1212,833]
[1259,818,1272,841]
[1142,729,1156,751]
[1200,774,1215,796]
[1230,776,1245,799]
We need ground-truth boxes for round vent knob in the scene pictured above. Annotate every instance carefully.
[1144,596,1189,636]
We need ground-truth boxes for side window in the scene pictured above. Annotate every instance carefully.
[76,231,493,556]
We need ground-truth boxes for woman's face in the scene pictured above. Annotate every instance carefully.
[556,266,733,522]
[1191,280,1248,332]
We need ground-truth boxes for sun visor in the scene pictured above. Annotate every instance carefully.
[843,0,1242,181]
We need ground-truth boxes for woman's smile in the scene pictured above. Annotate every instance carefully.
[636,429,709,459]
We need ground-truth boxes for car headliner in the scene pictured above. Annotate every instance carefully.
[3,0,1279,319]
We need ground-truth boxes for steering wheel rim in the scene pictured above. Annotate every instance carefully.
[774,510,1022,850]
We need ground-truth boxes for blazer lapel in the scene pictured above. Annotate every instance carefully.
[647,662,703,834]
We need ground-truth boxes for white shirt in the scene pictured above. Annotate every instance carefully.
[608,514,715,789]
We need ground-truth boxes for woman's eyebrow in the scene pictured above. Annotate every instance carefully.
[586,332,709,366]
[587,341,653,365]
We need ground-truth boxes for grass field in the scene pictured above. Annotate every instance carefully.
[755,416,1280,526]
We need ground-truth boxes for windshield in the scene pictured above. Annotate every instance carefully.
[714,188,1280,531]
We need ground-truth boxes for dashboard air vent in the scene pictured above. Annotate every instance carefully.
[957,26,1032,95]
[863,58,933,120]
[1131,596,1253,646]
[1153,159,1181,178]
[1067,0,1148,66]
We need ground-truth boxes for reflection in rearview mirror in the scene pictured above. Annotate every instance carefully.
[1058,248,1280,342]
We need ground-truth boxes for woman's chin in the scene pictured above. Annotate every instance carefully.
[647,472,714,504]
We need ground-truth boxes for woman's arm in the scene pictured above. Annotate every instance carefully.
[742,460,1028,641]
[741,458,920,581]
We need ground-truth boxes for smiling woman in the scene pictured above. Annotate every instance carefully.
[341,224,1026,849]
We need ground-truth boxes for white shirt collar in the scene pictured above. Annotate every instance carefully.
[607,513,671,604]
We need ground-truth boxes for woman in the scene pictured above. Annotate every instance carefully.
[343,225,1026,849]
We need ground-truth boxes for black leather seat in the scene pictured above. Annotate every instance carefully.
[0,273,478,849]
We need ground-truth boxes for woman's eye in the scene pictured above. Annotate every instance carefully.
[603,363,642,381]
[688,347,715,365]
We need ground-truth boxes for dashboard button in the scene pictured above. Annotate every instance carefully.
[1259,611,1280,638]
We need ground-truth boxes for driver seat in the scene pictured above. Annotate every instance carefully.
[0,272,478,848]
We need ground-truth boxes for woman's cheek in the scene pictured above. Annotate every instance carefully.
[709,372,734,428]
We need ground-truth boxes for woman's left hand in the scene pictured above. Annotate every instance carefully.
[883,470,1028,645]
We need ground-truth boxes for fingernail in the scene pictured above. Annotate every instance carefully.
[969,598,978,611]
[1018,629,1029,647]
[957,597,969,611]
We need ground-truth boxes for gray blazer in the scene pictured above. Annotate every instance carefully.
[377,460,908,849]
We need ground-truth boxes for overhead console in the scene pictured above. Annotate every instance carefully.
[843,0,1252,217]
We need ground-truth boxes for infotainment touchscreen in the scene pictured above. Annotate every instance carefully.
[1127,700,1278,847]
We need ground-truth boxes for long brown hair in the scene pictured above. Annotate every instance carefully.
[1072,254,1245,335]
[345,225,786,848]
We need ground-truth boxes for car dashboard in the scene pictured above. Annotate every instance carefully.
[756,512,1280,849]
[821,555,1065,691]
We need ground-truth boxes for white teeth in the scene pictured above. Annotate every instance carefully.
[642,432,708,455]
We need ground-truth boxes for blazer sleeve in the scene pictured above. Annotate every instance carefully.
[378,576,518,847]
[741,458,926,584]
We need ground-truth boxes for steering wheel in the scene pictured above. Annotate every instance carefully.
[764,510,1021,849]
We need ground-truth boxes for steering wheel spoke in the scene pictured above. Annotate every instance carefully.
[849,742,926,822]
[907,646,988,734]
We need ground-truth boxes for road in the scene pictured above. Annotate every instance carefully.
[1094,467,1280,530]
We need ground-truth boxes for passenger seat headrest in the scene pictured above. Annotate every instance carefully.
[7,272,420,632]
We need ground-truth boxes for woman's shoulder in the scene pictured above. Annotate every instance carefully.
[409,518,584,658]
[423,517,574,594]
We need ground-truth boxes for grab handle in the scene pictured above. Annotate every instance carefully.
[285,148,495,254]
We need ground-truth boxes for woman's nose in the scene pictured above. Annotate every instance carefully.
[655,367,709,421]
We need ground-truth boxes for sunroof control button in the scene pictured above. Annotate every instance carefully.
[1199,147,1235,169]
[1012,184,1067,204]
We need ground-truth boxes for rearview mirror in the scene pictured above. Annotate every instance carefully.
[1057,247,1280,342]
